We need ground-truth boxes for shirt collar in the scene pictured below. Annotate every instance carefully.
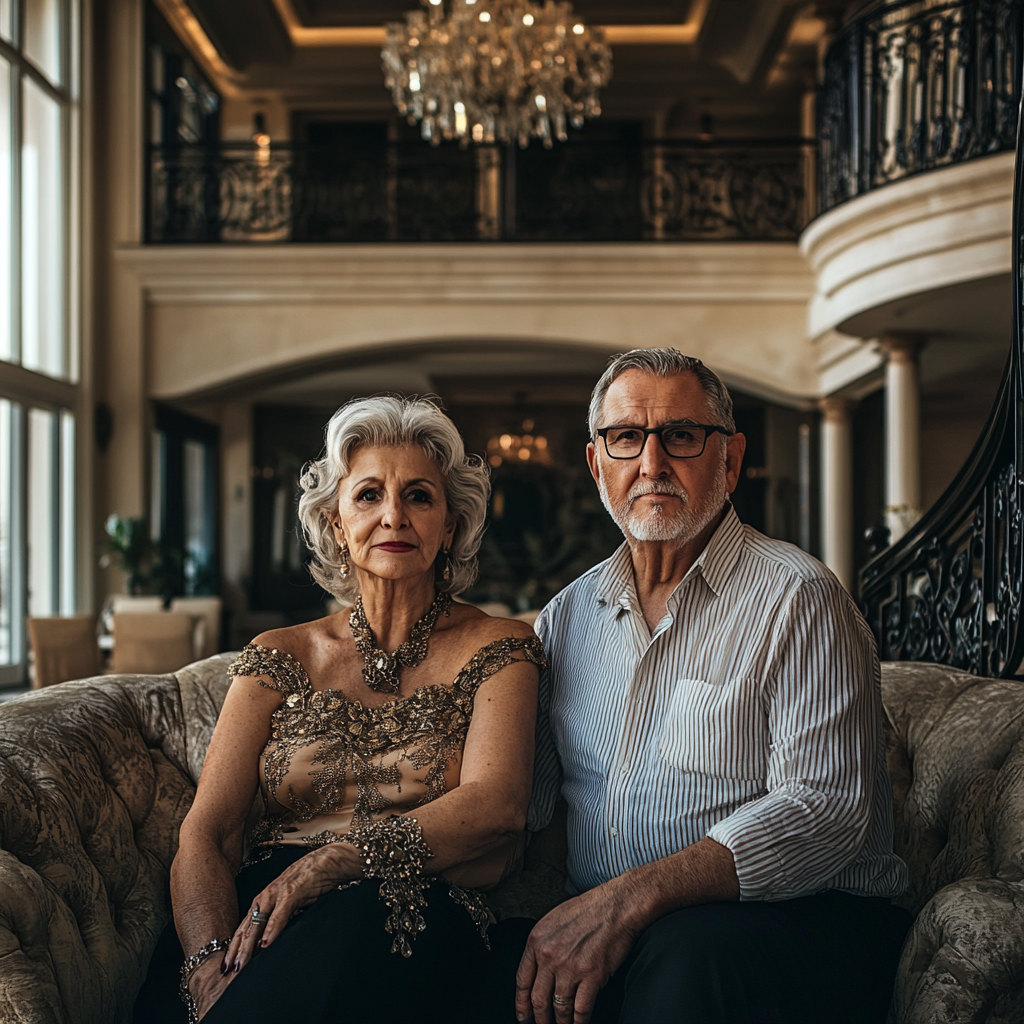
[594,541,636,611]
[690,503,745,598]
[593,503,746,610]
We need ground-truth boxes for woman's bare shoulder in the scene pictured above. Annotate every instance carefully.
[235,617,343,690]
[247,615,344,659]
[446,598,532,630]
[444,603,538,646]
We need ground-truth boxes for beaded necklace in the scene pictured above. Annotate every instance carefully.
[349,590,453,694]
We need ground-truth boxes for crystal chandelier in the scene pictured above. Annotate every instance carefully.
[382,0,612,148]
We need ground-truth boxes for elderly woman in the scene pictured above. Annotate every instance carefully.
[170,396,543,1023]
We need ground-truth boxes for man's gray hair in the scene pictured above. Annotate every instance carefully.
[298,395,489,602]
[587,349,736,437]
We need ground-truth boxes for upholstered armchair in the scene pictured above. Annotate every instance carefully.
[1,655,1023,1023]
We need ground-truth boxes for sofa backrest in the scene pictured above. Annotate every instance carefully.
[880,662,1024,915]
[0,655,236,1024]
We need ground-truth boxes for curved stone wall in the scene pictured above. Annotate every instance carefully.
[800,152,1013,341]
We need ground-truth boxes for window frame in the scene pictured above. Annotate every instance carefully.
[0,0,80,687]
[0,0,77,380]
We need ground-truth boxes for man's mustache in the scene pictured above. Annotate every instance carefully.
[627,482,688,507]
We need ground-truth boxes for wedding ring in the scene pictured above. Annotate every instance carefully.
[553,994,572,1006]
[250,904,270,924]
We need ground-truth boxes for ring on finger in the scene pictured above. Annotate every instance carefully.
[553,994,572,1007]
[250,903,271,924]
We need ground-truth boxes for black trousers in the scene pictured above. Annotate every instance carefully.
[592,890,911,1024]
[138,846,527,1024]
[137,859,908,1024]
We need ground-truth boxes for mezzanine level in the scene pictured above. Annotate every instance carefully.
[146,137,812,245]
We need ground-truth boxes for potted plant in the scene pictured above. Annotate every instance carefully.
[101,515,185,599]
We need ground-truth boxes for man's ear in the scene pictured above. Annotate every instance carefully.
[724,433,747,495]
[586,441,600,486]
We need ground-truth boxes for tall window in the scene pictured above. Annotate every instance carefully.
[0,0,79,685]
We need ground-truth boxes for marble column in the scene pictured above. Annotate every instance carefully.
[881,333,925,543]
[820,397,855,592]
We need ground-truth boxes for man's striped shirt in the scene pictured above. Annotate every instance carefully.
[527,506,908,901]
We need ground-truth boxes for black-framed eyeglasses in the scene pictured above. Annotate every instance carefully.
[595,423,733,460]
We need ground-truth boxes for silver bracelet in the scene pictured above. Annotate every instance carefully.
[179,937,231,1024]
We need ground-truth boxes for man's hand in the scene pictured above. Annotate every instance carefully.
[515,878,642,1024]
[515,838,740,1024]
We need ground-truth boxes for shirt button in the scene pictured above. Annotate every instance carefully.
[610,826,619,837]
[621,766,629,774]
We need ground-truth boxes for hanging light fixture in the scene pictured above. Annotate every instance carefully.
[486,418,553,466]
[382,0,612,148]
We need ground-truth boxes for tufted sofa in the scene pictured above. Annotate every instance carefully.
[0,656,1022,1023]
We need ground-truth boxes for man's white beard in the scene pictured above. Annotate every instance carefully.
[599,462,727,545]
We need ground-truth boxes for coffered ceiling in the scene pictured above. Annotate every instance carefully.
[287,0,699,26]
[164,0,863,137]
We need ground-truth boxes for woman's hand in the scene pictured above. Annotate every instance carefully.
[187,952,234,1020]
[224,843,363,973]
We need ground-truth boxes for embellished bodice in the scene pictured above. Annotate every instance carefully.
[228,636,545,888]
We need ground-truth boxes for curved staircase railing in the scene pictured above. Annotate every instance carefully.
[860,76,1024,677]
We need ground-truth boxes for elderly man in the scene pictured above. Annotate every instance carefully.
[516,349,909,1024]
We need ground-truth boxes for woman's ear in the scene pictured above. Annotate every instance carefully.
[330,517,346,549]
[444,515,456,549]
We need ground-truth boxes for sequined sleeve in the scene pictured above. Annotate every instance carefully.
[452,635,546,699]
[228,643,311,694]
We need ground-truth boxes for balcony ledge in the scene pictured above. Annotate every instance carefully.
[799,152,1013,340]
[117,241,813,305]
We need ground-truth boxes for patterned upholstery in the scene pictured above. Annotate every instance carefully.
[881,663,1024,1024]
[0,655,1022,1022]
[0,655,234,1024]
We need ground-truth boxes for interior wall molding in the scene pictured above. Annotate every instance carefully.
[110,243,817,403]
[269,0,711,48]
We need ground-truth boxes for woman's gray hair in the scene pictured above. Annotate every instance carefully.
[587,349,736,436]
[298,395,490,602]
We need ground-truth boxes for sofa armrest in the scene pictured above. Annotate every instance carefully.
[0,676,197,1024]
[891,878,1024,1024]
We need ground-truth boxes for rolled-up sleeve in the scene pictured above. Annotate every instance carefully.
[707,579,881,900]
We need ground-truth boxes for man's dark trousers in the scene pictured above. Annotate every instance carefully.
[593,890,911,1024]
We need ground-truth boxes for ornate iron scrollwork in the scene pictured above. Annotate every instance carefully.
[860,74,1024,677]
[146,140,807,244]
[819,0,1024,216]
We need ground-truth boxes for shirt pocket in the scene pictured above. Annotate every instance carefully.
[657,677,766,780]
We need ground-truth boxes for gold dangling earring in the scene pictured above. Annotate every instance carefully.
[442,548,452,582]
[339,540,351,579]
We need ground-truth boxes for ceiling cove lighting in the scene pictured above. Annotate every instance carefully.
[382,0,612,148]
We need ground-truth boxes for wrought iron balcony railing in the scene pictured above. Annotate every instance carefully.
[145,139,811,244]
[859,70,1024,677]
[818,0,1024,215]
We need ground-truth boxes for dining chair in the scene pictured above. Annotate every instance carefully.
[170,596,223,660]
[26,615,102,689]
[111,613,195,675]
[110,595,165,615]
